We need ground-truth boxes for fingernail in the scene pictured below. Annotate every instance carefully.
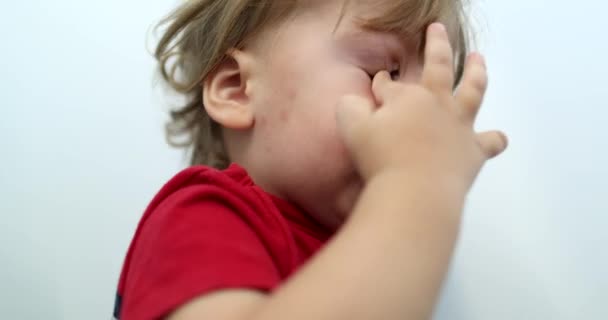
[433,23,446,31]
[373,70,390,84]
[477,54,486,68]
[469,52,486,68]
[499,132,509,149]
[430,23,446,35]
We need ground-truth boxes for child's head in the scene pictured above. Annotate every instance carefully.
[156,0,470,227]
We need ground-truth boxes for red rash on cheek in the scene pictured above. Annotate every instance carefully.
[279,109,290,122]
[286,86,298,101]
[278,83,297,123]
[256,115,267,127]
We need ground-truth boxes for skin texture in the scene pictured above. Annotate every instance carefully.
[208,1,425,229]
[171,1,508,320]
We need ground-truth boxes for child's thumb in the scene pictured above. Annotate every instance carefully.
[335,95,374,142]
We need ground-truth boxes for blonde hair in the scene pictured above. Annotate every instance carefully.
[155,0,470,168]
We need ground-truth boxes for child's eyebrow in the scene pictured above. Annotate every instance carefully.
[337,29,407,56]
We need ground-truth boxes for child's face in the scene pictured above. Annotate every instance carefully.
[239,1,423,228]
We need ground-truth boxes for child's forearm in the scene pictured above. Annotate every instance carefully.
[252,171,466,320]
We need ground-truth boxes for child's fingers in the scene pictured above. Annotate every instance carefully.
[421,23,455,99]
[455,53,488,124]
[477,130,509,159]
[336,95,375,148]
[371,70,397,105]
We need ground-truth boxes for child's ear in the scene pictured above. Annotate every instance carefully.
[203,49,255,130]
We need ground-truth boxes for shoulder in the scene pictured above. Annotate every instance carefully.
[136,163,287,258]
[116,164,286,319]
[143,164,269,223]
[152,164,257,205]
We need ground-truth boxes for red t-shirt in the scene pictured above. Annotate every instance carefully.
[114,164,333,320]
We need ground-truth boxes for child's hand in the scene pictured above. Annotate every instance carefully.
[336,23,508,193]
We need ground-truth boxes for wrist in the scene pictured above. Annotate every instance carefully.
[355,168,467,229]
[369,168,469,200]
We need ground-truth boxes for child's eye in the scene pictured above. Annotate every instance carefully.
[389,68,400,80]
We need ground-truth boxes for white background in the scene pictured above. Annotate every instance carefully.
[1,0,606,319]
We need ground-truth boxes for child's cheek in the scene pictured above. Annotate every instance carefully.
[278,109,290,123]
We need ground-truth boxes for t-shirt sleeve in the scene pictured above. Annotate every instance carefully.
[120,185,281,320]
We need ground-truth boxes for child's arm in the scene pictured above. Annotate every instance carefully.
[170,173,464,320]
[168,23,507,320]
